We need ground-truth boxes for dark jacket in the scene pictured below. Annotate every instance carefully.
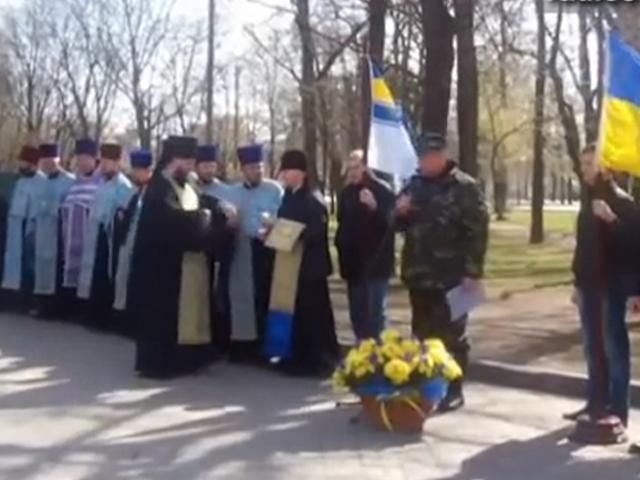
[395,163,489,290]
[278,185,332,281]
[572,178,639,290]
[335,173,395,281]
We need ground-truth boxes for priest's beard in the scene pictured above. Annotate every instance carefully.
[19,167,36,177]
[172,168,189,185]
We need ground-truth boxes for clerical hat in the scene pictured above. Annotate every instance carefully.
[280,149,307,172]
[130,149,153,169]
[19,145,40,164]
[237,144,263,166]
[167,135,198,159]
[38,143,59,159]
[75,138,98,156]
[100,143,123,161]
[196,145,219,163]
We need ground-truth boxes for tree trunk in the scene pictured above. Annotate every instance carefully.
[550,172,558,202]
[421,0,455,135]
[369,0,387,64]
[453,0,479,177]
[233,64,241,171]
[363,0,387,162]
[295,0,319,186]
[560,175,566,205]
[205,0,215,144]
[530,0,546,244]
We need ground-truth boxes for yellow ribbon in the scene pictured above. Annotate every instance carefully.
[378,397,426,432]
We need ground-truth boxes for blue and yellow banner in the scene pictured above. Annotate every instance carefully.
[367,60,417,179]
[599,32,640,176]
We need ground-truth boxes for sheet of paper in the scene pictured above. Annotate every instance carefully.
[446,282,486,321]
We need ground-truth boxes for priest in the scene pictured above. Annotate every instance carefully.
[60,138,101,319]
[195,144,237,355]
[129,135,229,379]
[113,149,154,337]
[77,143,133,330]
[34,143,74,317]
[195,144,232,201]
[270,149,338,377]
[1,146,44,313]
[226,144,283,363]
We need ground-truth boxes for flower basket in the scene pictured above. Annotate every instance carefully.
[360,395,427,434]
[333,330,460,434]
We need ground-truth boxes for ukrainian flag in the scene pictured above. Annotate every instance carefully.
[367,60,417,180]
[599,32,640,176]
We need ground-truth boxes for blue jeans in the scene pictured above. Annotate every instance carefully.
[578,280,630,424]
[347,278,389,340]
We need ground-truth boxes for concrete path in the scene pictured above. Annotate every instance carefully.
[0,313,638,479]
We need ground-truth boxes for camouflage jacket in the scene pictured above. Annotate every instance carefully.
[396,165,489,290]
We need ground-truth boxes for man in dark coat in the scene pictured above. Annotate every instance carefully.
[128,136,230,379]
[271,149,339,377]
[394,132,489,412]
[565,144,637,435]
[335,149,395,341]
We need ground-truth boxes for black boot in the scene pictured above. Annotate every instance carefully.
[438,379,465,413]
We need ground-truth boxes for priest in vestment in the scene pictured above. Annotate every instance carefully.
[271,150,339,377]
[226,144,283,363]
[77,143,133,330]
[129,136,229,379]
[59,138,101,320]
[113,149,154,338]
[195,144,237,355]
[1,146,43,313]
[34,143,75,318]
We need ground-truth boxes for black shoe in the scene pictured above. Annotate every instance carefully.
[437,393,465,413]
[630,442,640,455]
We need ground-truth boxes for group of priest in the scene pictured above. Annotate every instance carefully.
[0,136,339,379]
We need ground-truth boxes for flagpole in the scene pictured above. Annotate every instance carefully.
[361,56,372,166]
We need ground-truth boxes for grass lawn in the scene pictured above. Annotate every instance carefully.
[328,209,574,296]
[506,210,577,236]
[484,223,572,294]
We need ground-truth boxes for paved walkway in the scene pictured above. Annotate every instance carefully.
[0,313,638,479]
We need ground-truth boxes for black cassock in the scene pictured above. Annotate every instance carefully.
[128,173,228,379]
[277,186,339,376]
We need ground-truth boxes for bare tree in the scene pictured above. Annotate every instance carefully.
[102,0,176,148]
[453,0,479,177]
[4,0,61,137]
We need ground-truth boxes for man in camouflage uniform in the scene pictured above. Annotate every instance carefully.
[395,132,489,412]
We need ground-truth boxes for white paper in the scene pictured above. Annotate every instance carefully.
[446,283,486,321]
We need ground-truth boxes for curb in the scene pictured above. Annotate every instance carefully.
[469,359,640,408]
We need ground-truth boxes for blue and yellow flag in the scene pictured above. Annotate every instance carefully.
[599,32,640,176]
[367,60,417,180]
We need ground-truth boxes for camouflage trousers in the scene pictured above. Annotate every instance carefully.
[408,288,470,378]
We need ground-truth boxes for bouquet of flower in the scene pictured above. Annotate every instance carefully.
[333,330,462,432]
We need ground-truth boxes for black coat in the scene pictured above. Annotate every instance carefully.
[278,185,332,281]
[335,173,395,282]
[572,178,639,290]
[129,173,228,376]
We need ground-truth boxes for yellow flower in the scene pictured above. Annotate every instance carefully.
[380,342,404,360]
[424,338,446,352]
[358,339,378,356]
[383,359,412,386]
[401,339,420,357]
[332,369,347,390]
[381,329,402,345]
[442,360,463,380]
[417,354,435,377]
